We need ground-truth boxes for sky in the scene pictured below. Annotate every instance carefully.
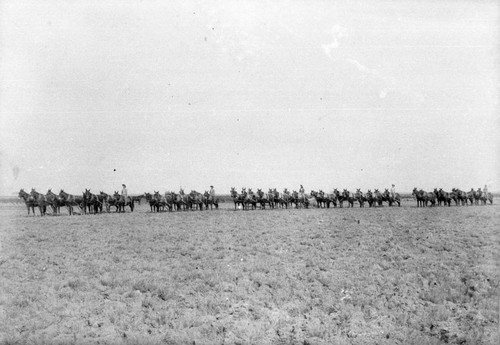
[0,0,499,196]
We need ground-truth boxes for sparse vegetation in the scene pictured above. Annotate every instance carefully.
[0,202,498,344]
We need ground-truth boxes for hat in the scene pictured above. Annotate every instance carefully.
[122,184,126,187]
[210,185,214,188]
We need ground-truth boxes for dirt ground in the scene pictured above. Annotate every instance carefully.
[0,201,499,344]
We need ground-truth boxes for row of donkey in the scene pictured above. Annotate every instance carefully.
[412,188,493,207]
[229,187,402,210]
[144,189,219,212]
[230,187,494,210]
[18,188,142,216]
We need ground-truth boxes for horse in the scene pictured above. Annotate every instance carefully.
[131,194,144,205]
[59,190,84,215]
[323,190,337,208]
[30,188,48,216]
[100,192,119,213]
[412,188,435,207]
[83,189,103,214]
[230,187,246,210]
[319,189,335,208]
[150,191,164,211]
[412,188,425,207]
[476,190,493,205]
[425,190,436,206]
[268,188,282,208]
[484,192,493,205]
[473,189,483,205]
[152,191,175,212]
[256,188,274,209]
[280,188,292,208]
[144,192,158,212]
[434,188,452,207]
[466,189,475,205]
[188,190,204,210]
[416,188,436,207]
[341,189,355,208]
[164,192,177,211]
[354,189,366,207]
[113,191,134,213]
[290,190,309,208]
[434,188,444,206]
[174,189,190,211]
[18,189,37,216]
[365,190,375,207]
[372,189,384,207]
[243,188,257,210]
[203,191,219,210]
[382,189,401,207]
[46,189,64,215]
[310,190,327,208]
[333,189,344,207]
[382,188,400,206]
[451,188,467,206]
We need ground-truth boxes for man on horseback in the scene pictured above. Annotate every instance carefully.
[299,184,305,202]
[209,185,215,202]
[390,184,396,199]
[121,184,128,203]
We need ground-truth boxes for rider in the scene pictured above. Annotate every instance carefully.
[299,184,305,202]
[483,185,488,197]
[209,185,215,201]
[121,184,128,202]
[390,184,396,198]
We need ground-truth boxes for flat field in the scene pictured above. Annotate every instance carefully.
[0,201,499,345]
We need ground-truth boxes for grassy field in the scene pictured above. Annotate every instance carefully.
[0,201,499,344]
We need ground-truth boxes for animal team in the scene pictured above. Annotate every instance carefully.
[17,183,493,216]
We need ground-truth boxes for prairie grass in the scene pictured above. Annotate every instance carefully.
[0,202,499,344]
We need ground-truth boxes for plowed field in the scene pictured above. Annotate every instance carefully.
[0,202,498,344]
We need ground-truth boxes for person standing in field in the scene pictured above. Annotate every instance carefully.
[483,184,488,196]
[121,184,128,202]
[390,184,396,198]
[209,185,215,202]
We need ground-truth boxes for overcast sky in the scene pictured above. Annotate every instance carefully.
[1,0,499,195]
